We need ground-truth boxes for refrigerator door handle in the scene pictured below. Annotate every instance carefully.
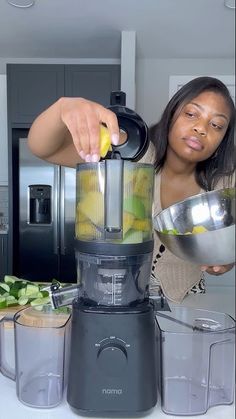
[60,166,66,255]
[53,166,60,255]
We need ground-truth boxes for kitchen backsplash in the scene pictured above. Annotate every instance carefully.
[0,186,8,231]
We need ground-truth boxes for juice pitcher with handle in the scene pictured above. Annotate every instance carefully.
[0,305,71,408]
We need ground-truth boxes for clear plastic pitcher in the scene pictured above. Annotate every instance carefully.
[156,307,235,415]
[0,305,71,408]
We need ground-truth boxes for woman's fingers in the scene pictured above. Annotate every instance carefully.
[64,114,88,158]
[201,265,221,273]
[98,108,120,146]
[86,105,120,161]
[59,97,120,161]
[201,263,235,275]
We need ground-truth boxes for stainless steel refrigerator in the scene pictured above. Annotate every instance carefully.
[18,137,77,282]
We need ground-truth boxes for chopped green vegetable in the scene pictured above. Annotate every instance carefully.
[161,225,209,235]
[123,196,146,219]
[6,295,16,301]
[0,296,7,309]
[161,228,180,235]
[4,275,19,284]
[122,229,143,244]
[18,287,27,298]
[25,284,40,296]
[18,296,29,306]
[5,295,18,306]
[0,275,50,309]
[9,282,23,298]
[0,275,72,311]
[40,290,50,298]
[30,296,51,309]
[0,283,10,293]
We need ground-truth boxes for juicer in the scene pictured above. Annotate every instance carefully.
[49,92,158,417]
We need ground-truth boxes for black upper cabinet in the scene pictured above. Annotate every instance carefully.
[7,64,65,124]
[65,64,120,106]
[7,64,121,125]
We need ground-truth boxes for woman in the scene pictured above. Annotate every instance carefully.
[28,76,235,302]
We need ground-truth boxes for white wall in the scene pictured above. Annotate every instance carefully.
[136,58,235,126]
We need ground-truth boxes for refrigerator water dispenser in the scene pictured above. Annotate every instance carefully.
[29,184,51,224]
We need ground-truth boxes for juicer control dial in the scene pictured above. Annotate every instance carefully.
[97,342,128,376]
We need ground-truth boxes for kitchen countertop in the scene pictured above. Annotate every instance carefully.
[0,286,235,419]
[0,374,234,419]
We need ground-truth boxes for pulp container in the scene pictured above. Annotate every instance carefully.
[156,307,235,416]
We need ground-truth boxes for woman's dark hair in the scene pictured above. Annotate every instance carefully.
[149,76,235,190]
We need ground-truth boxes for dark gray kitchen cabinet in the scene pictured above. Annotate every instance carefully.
[0,235,8,280]
[7,64,65,124]
[7,64,120,124]
[65,65,120,106]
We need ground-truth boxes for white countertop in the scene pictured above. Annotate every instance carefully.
[0,286,235,419]
[0,373,234,419]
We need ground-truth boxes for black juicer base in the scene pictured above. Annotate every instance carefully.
[67,299,158,417]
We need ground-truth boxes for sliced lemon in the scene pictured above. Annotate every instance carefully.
[123,211,135,235]
[132,219,151,232]
[75,221,99,240]
[100,125,112,158]
[192,225,208,234]
[79,191,104,225]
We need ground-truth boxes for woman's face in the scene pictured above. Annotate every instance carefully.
[168,91,231,163]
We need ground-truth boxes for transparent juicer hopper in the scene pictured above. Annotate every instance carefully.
[74,159,154,306]
[50,160,154,309]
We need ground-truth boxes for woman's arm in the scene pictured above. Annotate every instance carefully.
[28,97,120,167]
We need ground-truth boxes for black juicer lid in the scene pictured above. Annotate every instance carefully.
[106,91,149,162]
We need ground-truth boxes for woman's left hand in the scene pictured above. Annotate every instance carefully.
[201,263,235,276]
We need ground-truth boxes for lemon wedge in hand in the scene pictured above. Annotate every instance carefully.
[100,125,112,158]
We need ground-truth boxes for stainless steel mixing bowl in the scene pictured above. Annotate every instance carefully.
[153,188,235,265]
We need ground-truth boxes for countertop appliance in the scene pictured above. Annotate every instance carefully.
[13,135,77,282]
[49,92,159,417]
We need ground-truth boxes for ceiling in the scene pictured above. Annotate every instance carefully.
[0,0,235,60]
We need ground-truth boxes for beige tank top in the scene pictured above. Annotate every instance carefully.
[141,143,234,303]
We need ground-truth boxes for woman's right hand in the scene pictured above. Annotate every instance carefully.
[59,97,120,162]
